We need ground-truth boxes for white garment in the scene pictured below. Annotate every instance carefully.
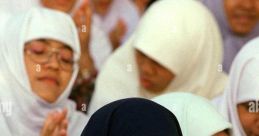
[0,8,88,135]
[90,16,112,70]
[93,0,140,43]
[0,0,38,13]
[88,0,227,115]
[214,37,259,136]
[0,0,112,71]
[152,92,231,136]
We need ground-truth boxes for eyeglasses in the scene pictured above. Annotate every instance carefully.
[24,41,76,72]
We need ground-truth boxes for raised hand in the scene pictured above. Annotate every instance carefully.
[109,18,127,50]
[41,109,68,136]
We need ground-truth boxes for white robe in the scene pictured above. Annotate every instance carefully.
[214,37,259,136]
[0,8,88,135]
[152,92,231,136]
[88,0,227,115]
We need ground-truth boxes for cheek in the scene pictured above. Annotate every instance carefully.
[238,106,257,132]
[224,0,235,19]
[24,56,37,87]
[157,70,174,85]
[41,0,53,7]
[256,6,259,18]
[68,0,77,8]
[60,72,73,89]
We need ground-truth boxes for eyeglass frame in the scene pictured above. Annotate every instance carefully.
[24,42,78,72]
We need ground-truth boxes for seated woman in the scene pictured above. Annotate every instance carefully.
[214,37,259,136]
[202,0,259,73]
[0,8,88,135]
[81,98,183,136]
[88,0,227,115]
[5,0,113,113]
[153,92,231,136]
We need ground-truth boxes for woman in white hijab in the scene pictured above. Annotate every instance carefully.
[0,8,88,135]
[152,92,231,136]
[1,0,112,72]
[214,37,259,136]
[1,0,113,112]
[88,0,227,115]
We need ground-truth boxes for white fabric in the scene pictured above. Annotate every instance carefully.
[93,0,140,43]
[0,0,112,71]
[88,0,227,115]
[214,37,259,136]
[152,92,231,136]
[0,8,88,135]
[0,0,40,14]
[90,16,112,70]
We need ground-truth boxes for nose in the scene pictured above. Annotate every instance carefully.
[45,53,60,70]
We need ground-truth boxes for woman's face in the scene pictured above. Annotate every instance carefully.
[24,39,74,103]
[92,0,113,16]
[224,0,259,36]
[237,102,259,135]
[41,0,77,13]
[135,49,175,93]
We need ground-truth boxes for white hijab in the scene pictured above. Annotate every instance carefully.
[88,0,227,115]
[214,37,259,136]
[0,8,88,135]
[92,0,140,43]
[152,92,231,136]
[0,0,112,71]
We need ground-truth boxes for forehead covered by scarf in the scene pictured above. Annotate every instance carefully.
[24,7,80,61]
[132,0,223,75]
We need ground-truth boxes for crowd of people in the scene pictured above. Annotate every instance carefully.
[0,0,259,135]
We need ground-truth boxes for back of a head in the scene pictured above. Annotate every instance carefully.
[152,92,231,136]
[81,98,183,136]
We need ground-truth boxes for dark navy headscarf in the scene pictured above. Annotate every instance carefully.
[81,98,182,136]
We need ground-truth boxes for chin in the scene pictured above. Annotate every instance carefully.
[42,96,58,103]
[232,27,252,36]
[146,88,164,94]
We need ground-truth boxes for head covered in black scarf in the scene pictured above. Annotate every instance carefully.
[81,98,182,136]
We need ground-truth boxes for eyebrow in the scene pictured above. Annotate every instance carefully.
[36,39,73,51]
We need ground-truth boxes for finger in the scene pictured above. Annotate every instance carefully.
[83,0,92,27]
[55,108,68,126]
[117,19,127,37]
[61,119,68,130]
[41,112,59,135]
[59,129,67,136]
[73,9,84,27]
[118,19,127,30]
[60,108,68,121]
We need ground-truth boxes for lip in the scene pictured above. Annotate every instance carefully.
[38,76,60,86]
[235,15,253,24]
[140,76,153,89]
[233,11,256,24]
